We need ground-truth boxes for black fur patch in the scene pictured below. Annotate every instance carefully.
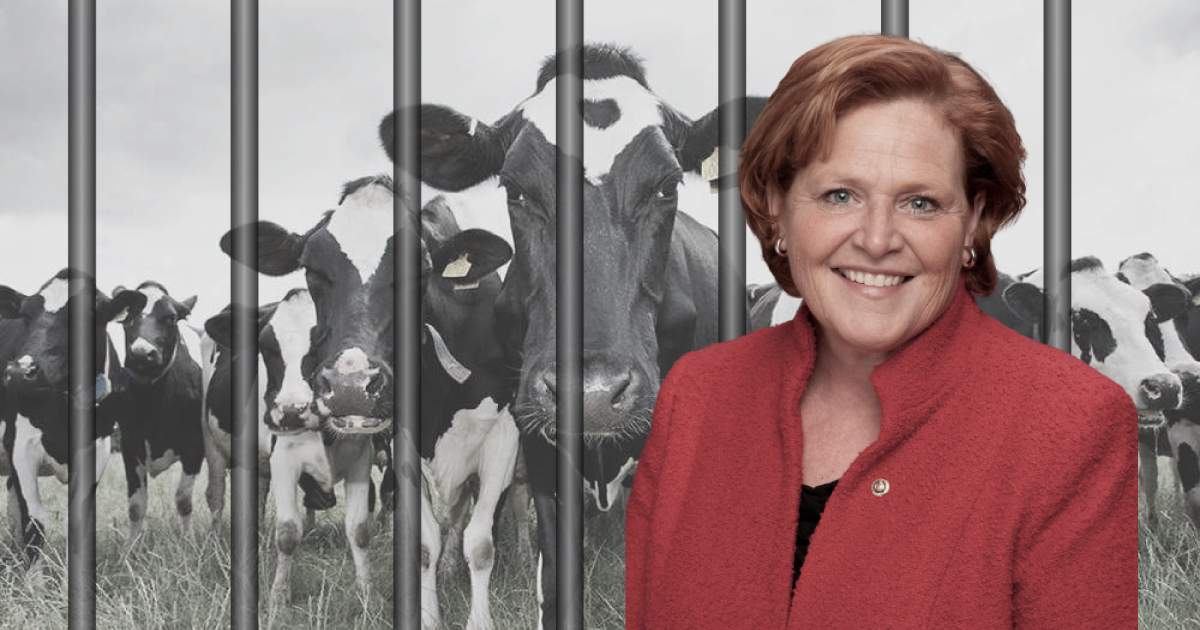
[1178,443,1200,492]
[1072,308,1116,364]
[1071,256,1104,273]
[1146,315,1166,361]
[582,98,621,129]
[536,44,648,92]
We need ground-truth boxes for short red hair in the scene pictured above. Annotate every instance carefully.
[739,34,1027,297]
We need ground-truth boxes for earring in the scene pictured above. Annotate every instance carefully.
[964,246,977,269]
[775,238,787,256]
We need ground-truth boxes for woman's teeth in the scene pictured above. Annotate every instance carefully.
[839,268,905,287]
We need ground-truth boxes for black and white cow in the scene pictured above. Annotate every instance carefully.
[221,176,519,627]
[975,270,1042,341]
[111,281,205,542]
[382,45,765,627]
[1116,252,1200,530]
[1002,256,1184,414]
[746,282,803,333]
[0,269,145,565]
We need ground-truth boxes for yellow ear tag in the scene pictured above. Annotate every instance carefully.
[442,253,472,279]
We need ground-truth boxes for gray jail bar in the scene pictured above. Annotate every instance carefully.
[557,1,585,628]
[67,1,97,628]
[230,1,260,629]
[719,0,748,341]
[883,0,910,38]
[1045,0,1071,352]
[392,0,422,628]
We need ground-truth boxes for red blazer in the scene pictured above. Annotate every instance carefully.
[626,281,1137,629]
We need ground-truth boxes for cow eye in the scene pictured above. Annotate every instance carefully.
[649,178,680,204]
[504,183,528,207]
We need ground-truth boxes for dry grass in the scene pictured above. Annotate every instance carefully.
[1139,457,1200,629]
[0,457,629,629]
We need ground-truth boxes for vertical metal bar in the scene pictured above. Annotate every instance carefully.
[718,0,746,341]
[392,1,421,628]
[1044,0,1071,351]
[557,0,583,627]
[231,1,259,628]
[67,1,96,628]
[882,0,909,37]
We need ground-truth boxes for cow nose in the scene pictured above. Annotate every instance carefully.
[132,345,161,364]
[278,403,310,430]
[5,360,39,384]
[582,361,652,436]
[1139,373,1182,411]
[313,355,392,417]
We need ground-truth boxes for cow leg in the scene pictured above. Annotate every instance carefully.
[1139,431,1161,531]
[202,424,229,532]
[462,415,519,630]
[421,478,443,630]
[438,483,471,584]
[505,457,535,571]
[12,418,48,572]
[1169,420,1200,530]
[343,447,373,606]
[525,437,557,630]
[268,443,305,608]
[95,435,113,487]
[175,469,198,539]
[6,477,22,552]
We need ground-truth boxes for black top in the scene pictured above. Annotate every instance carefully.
[793,478,839,586]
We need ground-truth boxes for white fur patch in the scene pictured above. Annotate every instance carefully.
[179,324,204,366]
[39,277,71,313]
[520,76,666,182]
[272,292,319,408]
[131,337,156,356]
[770,294,803,327]
[587,456,637,512]
[334,348,371,375]
[1117,256,1200,374]
[327,182,394,283]
[139,285,167,315]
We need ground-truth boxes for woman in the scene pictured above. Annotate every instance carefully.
[626,34,1135,628]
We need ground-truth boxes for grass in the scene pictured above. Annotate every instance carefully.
[0,456,629,629]
[1140,457,1200,629]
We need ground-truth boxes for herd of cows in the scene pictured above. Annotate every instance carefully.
[0,44,1197,629]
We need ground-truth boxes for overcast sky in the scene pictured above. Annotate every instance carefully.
[1,0,1197,324]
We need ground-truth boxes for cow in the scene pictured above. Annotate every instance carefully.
[0,269,145,567]
[381,45,765,627]
[1116,252,1200,530]
[975,270,1041,341]
[1002,257,1184,414]
[746,282,803,333]
[110,281,205,543]
[220,176,519,628]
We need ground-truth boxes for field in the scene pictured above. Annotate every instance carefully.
[1140,457,1200,629]
[0,458,629,629]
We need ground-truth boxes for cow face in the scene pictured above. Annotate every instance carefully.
[114,282,196,385]
[1005,257,1183,417]
[0,269,145,403]
[1116,252,1200,375]
[221,176,401,435]
[382,45,758,443]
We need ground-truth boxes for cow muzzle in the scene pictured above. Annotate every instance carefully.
[312,349,392,434]
[267,402,322,435]
[1137,373,1182,411]
[5,358,51,394]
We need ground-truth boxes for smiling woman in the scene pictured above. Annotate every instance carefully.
[625,34,1138,629]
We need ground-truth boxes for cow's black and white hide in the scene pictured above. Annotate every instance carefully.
[382,45,765,628]
[1116,252,1200,531]
[0,269,144,566]
[221,176,518,628]
[746,282,803,333]
[975,270,1042,341]
[1003,257,1184,414]
[111,281,205,543]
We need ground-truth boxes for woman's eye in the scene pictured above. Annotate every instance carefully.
[827,190,851,204]
[909,197,939,213]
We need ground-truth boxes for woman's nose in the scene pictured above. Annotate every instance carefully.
[854,199,903,258]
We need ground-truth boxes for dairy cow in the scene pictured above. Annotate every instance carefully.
[221,177,518,628]
[0,269,145,565]
[1002,256,1184,414]
[1116,252,1200,530]
[382,46,765,627]
[108,281,205,543]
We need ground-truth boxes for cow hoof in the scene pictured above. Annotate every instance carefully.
[269,585,292,611]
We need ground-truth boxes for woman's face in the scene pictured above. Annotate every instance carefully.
[769,99,984,358]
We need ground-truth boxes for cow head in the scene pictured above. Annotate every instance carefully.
[221,175,405,435]
[1003,257,1183,420]
[381,44,763,445]
[113,281,196,385]
[0,269,145,404]
[1116,252,1200,376]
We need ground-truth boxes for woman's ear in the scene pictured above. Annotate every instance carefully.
[965,190,985,246]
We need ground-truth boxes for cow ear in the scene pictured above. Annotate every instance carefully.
[177,296,198,319]
[204,307,235,349]
[432,228,513,283]
[381,105,507,192]
[672,96,769,174]
[1145,283,1189,323]
[0,286,27,319]
[1002,282,1043,323]
[221,221,305,276]
[100,288,146,324]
